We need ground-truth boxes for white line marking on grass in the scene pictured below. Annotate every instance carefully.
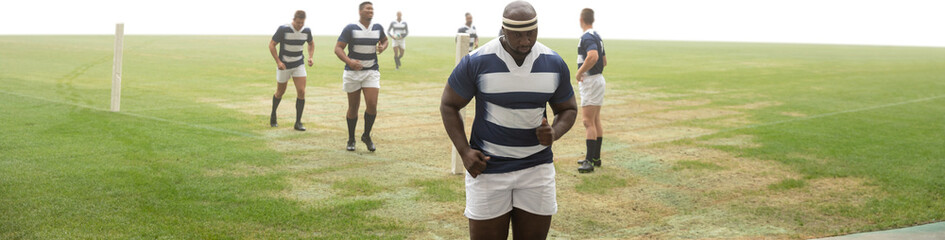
[559,94,945,159]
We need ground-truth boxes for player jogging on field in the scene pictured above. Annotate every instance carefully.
[268,10,314,131]
[388,11,408,69]
[440,1,577,239]
[334,1,389,152]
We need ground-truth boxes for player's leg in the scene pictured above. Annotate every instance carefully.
[393,46,403,69]
[346,89,362,151]
[361,87,378,151]
[589,106,602,166]
[292,75,307,131]
[469,214,512,240]
[578,106,600,172]
[509,163,556,238]
[510,208,552,240]
[272,69,291,127]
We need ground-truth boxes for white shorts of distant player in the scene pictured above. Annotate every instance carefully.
[463,163,557,220]
[342,70,381,93]
[276,65,306,84]
[579,73,606,107]
[391,37,406,49]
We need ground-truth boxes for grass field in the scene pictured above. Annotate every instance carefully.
[1,35,944,239]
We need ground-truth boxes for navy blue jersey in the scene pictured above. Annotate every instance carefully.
[448,38,573,174]
[458,25,478,50]
[577,29,605,75]
[338,22,386,71]
[272,25,313,69]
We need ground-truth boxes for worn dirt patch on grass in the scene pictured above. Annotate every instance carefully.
[207,80,878,239]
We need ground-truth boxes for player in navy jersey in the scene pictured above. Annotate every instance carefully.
[576,8,608,173]
[457,12,479,51]
[334,1,389,152]
[387,11,408,69]
[440,1,577,239]
[268,10,314,131]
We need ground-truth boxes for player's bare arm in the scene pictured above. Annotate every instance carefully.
[377,36,389,54]
[440,85,489,177]
[269,40,285,70]
[306,39,314,67]
[334,41,362,71]
[576,49,599,82]
[547,96,578,143]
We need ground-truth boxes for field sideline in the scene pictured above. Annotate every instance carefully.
[1,35,944,239]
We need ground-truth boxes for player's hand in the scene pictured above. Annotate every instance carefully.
[307,58,314,67]
[576,72,585,82]
[277,61,286,70]
[376,44,387,54]
[462,149,490,178]
[536,118,555,146]
[347,59,363,71]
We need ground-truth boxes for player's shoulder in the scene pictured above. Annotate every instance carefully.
[372,23,384,29]
[277,24,293,31]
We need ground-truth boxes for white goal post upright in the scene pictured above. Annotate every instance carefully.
[450,33,471,175]
[111,23,124,112]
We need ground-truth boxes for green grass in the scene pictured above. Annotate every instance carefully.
[575,174,629,194]
[769,179,808,191]
[2,35,944,238]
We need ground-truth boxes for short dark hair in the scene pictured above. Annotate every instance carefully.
[465,12,471,17]
[359,1,372,10]
[294,10,306,19]
[581,8,594,25]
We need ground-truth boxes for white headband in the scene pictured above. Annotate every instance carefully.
[502,16,538,31]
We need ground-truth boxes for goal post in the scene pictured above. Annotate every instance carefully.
[110,23,124,112]
[450,33,470,175]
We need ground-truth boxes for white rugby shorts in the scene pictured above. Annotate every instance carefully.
[276,65,307,83]
[579,74,606,106]
[342,70,381,93]
[464,163,557,220]
[391,38,406,49]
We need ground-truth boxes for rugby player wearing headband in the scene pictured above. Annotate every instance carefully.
[440,1,577,239]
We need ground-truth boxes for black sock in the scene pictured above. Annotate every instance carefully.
[586,139,596,160]
[347,117,358,142]
[271,96,281,117]
[363,112,376,138]
[596,137,603,160]
[295,99,305,123]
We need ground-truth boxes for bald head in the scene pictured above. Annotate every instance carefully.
[503,1,537,21]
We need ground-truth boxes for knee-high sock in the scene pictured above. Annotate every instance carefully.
[347,117,358,141]
[295,99,305,123]
[596,137,603,160]
[363,112,376,138]
[586,139,596,160]
[271,96,282,117]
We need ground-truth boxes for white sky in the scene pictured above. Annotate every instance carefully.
[1,0,944,47]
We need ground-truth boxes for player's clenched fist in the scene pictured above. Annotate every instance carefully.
[536,118,555,146]
[462,149,490,178]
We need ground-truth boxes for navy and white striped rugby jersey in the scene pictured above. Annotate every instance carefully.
[448,38,574,174]
[388,21,408,38]
[577,29,606,75]
[338,22,386,71]
[271,25,313,69]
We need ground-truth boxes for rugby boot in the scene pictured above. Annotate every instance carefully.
[578,159,595,173]
[347,139,356,151]
[361,135,376,152]
[294,122,306,131]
